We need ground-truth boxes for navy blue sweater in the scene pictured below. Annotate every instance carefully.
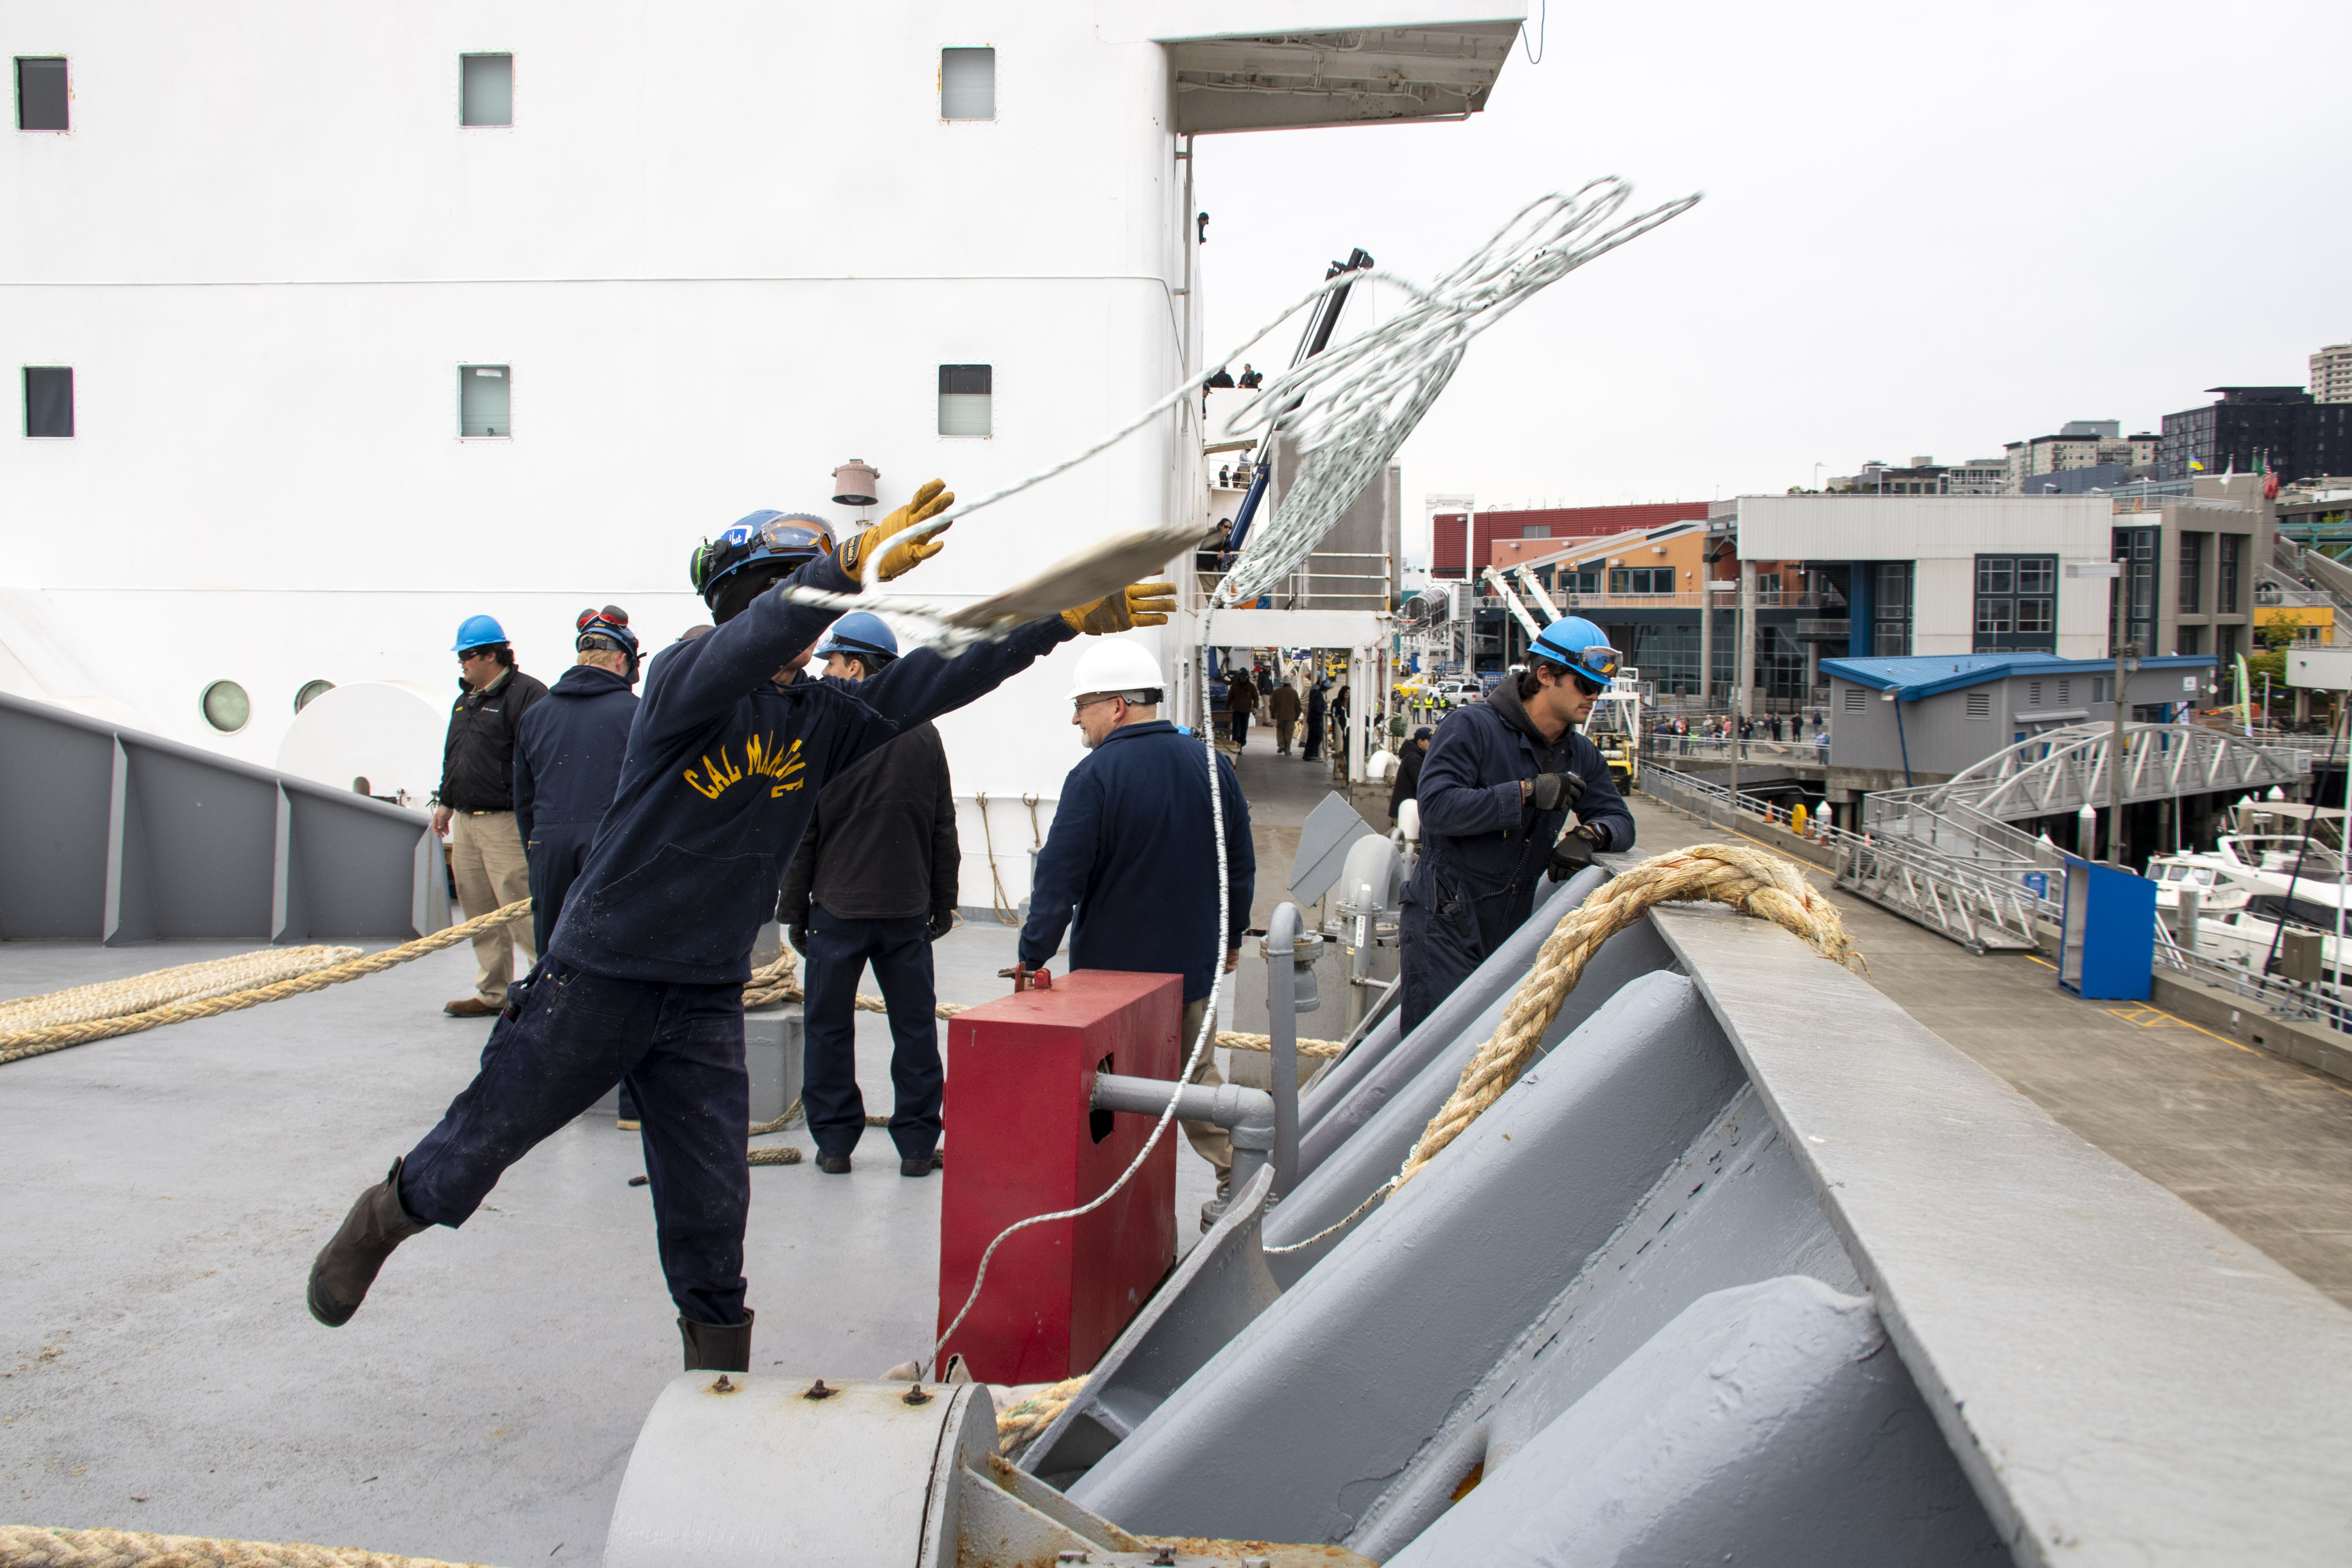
[512,663,639,845]
[1020,720,1255,1004]
[550,553,1075,984]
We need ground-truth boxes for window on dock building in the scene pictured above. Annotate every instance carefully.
[23,367,73,437]
[2218,534,2241,615]
[2112,528,2156,655]
[941,48,995,120]
[1974,554,2056,652]
[461,54,513,127]
[16,57,67,131]
[1872,563,1911,656]
[938,364,992,437]
[459,365,510,438]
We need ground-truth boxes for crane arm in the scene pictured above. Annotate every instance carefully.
[1480,566,1545,641]
[1512,564,1564,623]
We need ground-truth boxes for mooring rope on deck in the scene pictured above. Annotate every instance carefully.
[0,1526,500,1568]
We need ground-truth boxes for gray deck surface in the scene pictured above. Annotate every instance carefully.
[0,742,1361,1563]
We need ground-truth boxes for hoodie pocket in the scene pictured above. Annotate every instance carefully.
[584,843,777,964]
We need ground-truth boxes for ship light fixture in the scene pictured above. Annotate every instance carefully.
[832,460,880,508]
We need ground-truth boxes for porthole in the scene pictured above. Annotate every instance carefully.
[294,679,336,713]
[201,680,251,733]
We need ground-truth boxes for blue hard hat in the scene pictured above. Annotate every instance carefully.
[689,510,837,606]
[815,610,898,665]
[452,613,508,652]
[1529,616,1620,688]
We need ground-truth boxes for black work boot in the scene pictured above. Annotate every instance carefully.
[678,1308,755,1372]
[307,1158,430,1327]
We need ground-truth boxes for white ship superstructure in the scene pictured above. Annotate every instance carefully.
[1,0,1521,905]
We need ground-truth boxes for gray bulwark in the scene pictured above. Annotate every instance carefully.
[1650,902,2352,1566]
[1070,971,1746,1542]
[1386,1276,2005,1568]
[0,690,443,942]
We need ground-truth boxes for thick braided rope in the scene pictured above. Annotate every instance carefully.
[0,1526,499,1568]
[995,1376,1089,1457]
[0,902,534,1065]
[0,947,361,1031]
[1397,844,1861,1189]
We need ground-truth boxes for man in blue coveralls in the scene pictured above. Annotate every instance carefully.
[306,482,1178,1370]
[1017,638,1255,1220]
[1396,617,1635,1036]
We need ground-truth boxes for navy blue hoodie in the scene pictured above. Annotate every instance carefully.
[1019,720,1255,1004]
[512,663,639,845]
[551,552,1074,984]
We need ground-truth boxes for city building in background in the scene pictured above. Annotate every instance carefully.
[1429,500,1710,578]
[2004,421,2160,491]
[1826,457,2010,495]
[2159,387,2352,482]
[2311,342,2352,405]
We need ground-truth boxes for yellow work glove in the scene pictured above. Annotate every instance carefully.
[1062,581,1177,636]
[839,479,955,583]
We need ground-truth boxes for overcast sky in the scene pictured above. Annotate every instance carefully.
[1195,0,2351,539]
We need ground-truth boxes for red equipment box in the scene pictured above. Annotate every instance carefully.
[936,969,1182,1383]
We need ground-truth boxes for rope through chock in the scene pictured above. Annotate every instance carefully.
[0,1526,501,1568]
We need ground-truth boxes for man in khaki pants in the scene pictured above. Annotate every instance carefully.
[431,614,550,1017]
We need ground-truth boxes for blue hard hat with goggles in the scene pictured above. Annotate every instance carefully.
[1529,617,1620,689]
[689,511,837,605]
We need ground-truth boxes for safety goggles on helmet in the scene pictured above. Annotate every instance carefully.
[689,512,837,603]
[1529,620,1619,689]
[574,604,642,681]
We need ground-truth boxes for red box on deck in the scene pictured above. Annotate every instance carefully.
[936,969,1181,1384]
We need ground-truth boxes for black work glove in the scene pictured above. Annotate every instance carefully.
[786,923,809,956]
[1528,770,1588,813]
[928,907,956,941]
[1546,823,1606,882]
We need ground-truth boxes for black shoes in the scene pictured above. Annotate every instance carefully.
[308,1158,430,1327]
[815,1153,853,1175]
[678,1308,755,1372]
[900,1153,942,1178]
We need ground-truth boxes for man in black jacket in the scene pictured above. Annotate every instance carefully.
[514,606,641,961]
[778,612,959,1177]
[432,615,550,1018]
[307,483,1178,1373]
[1388,725,1432,821]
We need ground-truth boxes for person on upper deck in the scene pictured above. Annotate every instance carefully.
[1396,618,1634,1035]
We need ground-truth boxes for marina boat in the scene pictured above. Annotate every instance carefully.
[2145,854,2256,914]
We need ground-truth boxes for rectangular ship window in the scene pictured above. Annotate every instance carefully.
[938,364,992,437]
[941,48,995,120]
[24,367,73,437]
[16,57,67,131]
[462,54,513,126]
[460,365,511,438]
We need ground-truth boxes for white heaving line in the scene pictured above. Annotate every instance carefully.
[918,180,1700,1373]
[789,180,1700,648]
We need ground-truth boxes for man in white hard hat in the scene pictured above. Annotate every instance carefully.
[1017,639,1255,1220]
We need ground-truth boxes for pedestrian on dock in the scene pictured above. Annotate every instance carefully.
[1396,619,1633,1034]
[1016,639,1256,1229]
[1226,663,1256,750]
[307,483,1178,1375]
[1270,676,1302,755]
[1390,726,1433,821]
[1303,679,1328,760]
[778,612,959,1178]
[432,616,549,1018]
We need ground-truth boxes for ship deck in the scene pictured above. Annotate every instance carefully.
[6,751,2351,1564]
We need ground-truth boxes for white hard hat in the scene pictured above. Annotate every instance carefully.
[1066,639,1167,701]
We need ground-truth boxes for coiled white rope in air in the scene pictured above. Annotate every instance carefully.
[794,178,1699,646]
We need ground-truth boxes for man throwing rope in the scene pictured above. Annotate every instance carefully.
[306,481,1176,1374]
[1396,617,1633,1035]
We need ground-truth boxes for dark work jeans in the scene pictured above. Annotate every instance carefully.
[400,959,750,1325]
[1229,711,1249,747]
[801,907,942,1160]
[523,822,597,958]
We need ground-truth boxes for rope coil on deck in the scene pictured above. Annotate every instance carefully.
[0,1526,499,1568]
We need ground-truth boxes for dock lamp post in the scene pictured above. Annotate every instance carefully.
[2110,641,2141,867]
